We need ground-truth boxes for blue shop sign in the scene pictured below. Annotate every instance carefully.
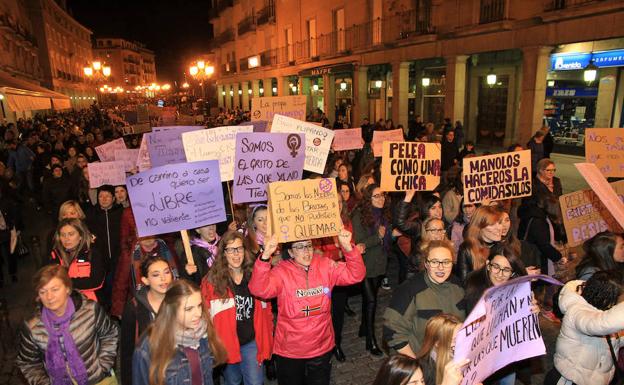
[551,49,624,70]
[546,87,598,97]
[551,53,591,71]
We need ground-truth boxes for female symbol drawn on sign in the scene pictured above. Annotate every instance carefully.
[319,178,333,193]
[287,134,302,158]
[280,224,290,241]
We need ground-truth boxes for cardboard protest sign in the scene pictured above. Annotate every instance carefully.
[137,135,151,172]
[380,142,441,192]
[270,114,334,174]
[463,150,532,204]
[233,132,305,204]
[251,95,307,122]
[95,138,126,162]
[332,128,364,151]
[182,126,254,181]
[146,126,199,167]
[455,275,561,385]
[585,128,624,178]
[371,129,404,157]
[268,178,342,243]
[126,160,226,237]
[114,149,140,172]
[575,163,624,230]
[559,181,624,247]
[87,161,126,188]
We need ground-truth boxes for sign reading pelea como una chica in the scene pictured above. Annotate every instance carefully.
[126,160,226,237]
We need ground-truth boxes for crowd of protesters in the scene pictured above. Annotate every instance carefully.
[1,103,622,385]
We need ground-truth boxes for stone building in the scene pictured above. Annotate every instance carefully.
[94,38,157,89]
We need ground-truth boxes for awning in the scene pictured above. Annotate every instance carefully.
[51,97,72,110]
[0,69,70,112]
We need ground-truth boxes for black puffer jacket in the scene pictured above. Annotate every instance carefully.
[121,287,157,385]
[85,203,123,270]
[17,291,119,385]
[395,200,422,270]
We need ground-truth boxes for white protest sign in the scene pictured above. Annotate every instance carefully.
[87,161,127,188]
[182,126,254,181]
[454,275,561,385]
[270,114,334,174]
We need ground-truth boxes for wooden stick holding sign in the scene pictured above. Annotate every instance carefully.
[180,230,195,266]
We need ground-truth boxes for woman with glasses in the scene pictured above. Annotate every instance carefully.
[352,184,393,356]
[463,243,536,385]
[200,231,273,385]
[383,240,465,358]
[249,228,365,385]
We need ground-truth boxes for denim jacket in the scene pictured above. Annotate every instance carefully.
[132,336,214,385]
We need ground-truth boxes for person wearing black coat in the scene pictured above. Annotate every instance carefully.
[542,126,554,158]
[85,185,123,308]
[120,255,173,385]
[41,165,74,218]
[517,196,563,273]
[394,191,422,281]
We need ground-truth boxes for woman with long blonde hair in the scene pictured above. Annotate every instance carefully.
[414,314,463,385]
[455,206,503,282]
[132,280,227,385]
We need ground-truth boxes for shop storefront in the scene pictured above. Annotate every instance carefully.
[299,63,354,124]
[546,47,624,155]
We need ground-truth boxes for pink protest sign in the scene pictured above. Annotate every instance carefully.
[371,129,404,157]
[87,161,126,188]
[137,135,151,172]
[575,163,624,230]
[332,128,364,151]
[95,138,126,162]
[455,275,561,385]
[114,149,140,172]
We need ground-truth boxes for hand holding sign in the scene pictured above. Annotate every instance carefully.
[262,234,279,261]
[442,359,471,385]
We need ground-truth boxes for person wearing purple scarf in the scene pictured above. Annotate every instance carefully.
[352,184,393,356]
[17,265,119,385]
[177,224,221,285]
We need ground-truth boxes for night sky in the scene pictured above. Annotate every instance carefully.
[68,0,213,84]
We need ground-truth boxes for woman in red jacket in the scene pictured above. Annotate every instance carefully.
[201,231,273,385]
[250,228,365,385]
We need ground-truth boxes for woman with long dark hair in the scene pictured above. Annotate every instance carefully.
[132,280,227,385]
[575,231,624,280]
[47,218,106,301]
[120,255,174,385]
[372,354,469,385]
[200,231,273,385]
[352,183,393,356]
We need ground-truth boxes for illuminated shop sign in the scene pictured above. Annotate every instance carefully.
[551,49,624,71]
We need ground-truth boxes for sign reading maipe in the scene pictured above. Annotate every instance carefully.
[463,150,532,204]
[268,178,342,243]
[380,142,441,191]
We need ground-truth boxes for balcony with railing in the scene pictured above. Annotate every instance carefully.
[209,0,234,19]
[545,0,607,10]
[238,15,256,36]
[256,1,275,26]
[216,7,433,74]
[479,0,507,23]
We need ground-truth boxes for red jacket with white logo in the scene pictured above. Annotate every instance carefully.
[200,278,273,364]
[249,247,365,359]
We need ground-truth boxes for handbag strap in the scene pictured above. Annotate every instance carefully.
[522,217,534,241]
[606,335,623,377]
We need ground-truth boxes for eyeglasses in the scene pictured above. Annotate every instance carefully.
[426,259,453,268]
[488,262,515,277]
[224,246,245,255]
[292,242,314,252]
[372,193,386,199]
[426,228,446,233]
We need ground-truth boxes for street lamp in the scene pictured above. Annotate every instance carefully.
[486,68,497,86]
[584,60,598,83]
[84,60,111,104]
[188,59,215,104]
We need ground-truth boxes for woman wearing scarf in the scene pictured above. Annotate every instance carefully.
[177,224,220,285]
[132,280,227,385]
[47,218,106,302]
[352,184,393,356]
[17,264,119,385]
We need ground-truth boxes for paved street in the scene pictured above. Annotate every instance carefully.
[0,151,585,385]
